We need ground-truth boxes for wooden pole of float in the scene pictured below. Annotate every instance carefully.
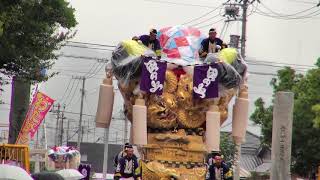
[232,84,249,180]
[96,70,114,179]
[206,103,221,153]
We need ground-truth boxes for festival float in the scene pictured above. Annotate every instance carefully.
[96,26,249,180]
[46,146,81,170]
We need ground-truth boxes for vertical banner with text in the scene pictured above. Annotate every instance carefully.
[140,57,167,95]
[16,92,54,145]
[193,64,219,99]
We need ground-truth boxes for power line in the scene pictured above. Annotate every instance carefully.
[54,58,314,78]
[84,95,94,115]
[87,63,106,79]
[84,62,99,76]
[60,79,77,104]
[69,95,82,109]
[52,69,105,76]
[83,61,102,78]
[260,2,317,17]
[197,18,226,29]
[246,58,316,68]
[182,5,223,25]
[62,111,126,122]
[248,1,259,16]
[220,21,232,40]
[59,54,109,62]
[67,41,116,48]
[255,4,320,20]
[289,0,319,5]
[247,62,310,72]
[189,13,222,27]
[86,86,100,94]
[53,64,107,79]
[255,8,320,20]
[58,78,73,102]
[64,45,114,51]
[248,71,277,76]
[64,79,81,107]
[58,74,103,80]
[141,0,219,8]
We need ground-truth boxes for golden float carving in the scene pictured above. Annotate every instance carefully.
[118,69,237,180]
[141,161,207,180]
[164,70,178,93]
[147,92,178,129]
[146,130,206,163]
[176,74,193,108]
[121,70,235,127]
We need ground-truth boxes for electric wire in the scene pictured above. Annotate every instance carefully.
[67,41,116,48]
[60,79,77,105]
[141,0,219,8]
[255,3,320,20]
[197,18,227,29]
[182,5,223,25]
[57,78,73,102]
[64,44,114,51]
[260,2,317,17]
[189,13,223,27]
[64,79,81,107]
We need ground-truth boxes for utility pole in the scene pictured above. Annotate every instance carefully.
[76,76,86,151]
[53,103,61,146]
[93,125,96,143]
[222,2,258,180]
[34,129,40,173]
[66,118,70,145]
[87,120,89,142]
[241,0,248,58]
[223,0,258,59]
[42,118,47,149]
[59,105,66,146]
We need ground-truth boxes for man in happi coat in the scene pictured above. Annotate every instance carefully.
[114,145,140,180]
[206,154,232,180]
[199,28,224,58]
[139,29,161,58]
[114,143,138,168]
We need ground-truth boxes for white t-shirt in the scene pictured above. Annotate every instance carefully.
[215,167,222,180]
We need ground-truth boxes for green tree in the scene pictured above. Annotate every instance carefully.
[220,132,236,163]
[250,98,273,146]
[0,0,76,81]
[0,0,77,143]
[250,62,320,177]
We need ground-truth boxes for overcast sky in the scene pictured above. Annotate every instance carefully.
[69,0,320,65]
[1,0,320,141]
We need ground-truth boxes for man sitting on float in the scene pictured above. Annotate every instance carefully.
[199,28,224,58]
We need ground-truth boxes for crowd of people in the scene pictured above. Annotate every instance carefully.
[112,143,232,180]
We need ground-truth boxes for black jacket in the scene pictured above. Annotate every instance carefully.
[206,161,230,180]
[200,38,223,53]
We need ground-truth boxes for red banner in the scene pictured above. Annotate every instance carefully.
[16,91,54,144]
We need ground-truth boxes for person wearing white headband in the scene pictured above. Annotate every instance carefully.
[199,28,224,58]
